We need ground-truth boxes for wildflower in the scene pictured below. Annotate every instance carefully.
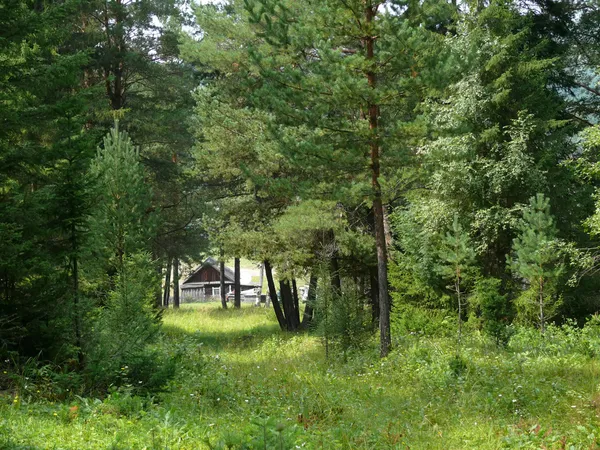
[512,399,517,403]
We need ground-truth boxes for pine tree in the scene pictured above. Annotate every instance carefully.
[437,214,476,350]
[86,124,162,390]
[184,0,441,356]
[392,0,582,315]
[509,194,564,333]
[88,122,155,271]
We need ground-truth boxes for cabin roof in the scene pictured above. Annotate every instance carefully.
[181,257,235,285]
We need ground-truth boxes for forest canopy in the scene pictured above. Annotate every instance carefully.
[3,0,600,440]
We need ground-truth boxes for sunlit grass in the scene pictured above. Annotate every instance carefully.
[2,303,600,448]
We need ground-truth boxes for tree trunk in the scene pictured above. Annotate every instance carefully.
[369,266,380,328]
[292,278,300,326]
[72,253,83,367]
[265,261,286,330]
[173,257,180,309]
[365,2,391,357]
[280,280,299,330]
[219,257,227,309]
[154,257,163,308]
[301,273,318,328]
[234,257,241,308]
[539,276,545,335]
[259,263,264,306]
[330,254,342,296]
[163,258,171,307]
[456,270,462,352]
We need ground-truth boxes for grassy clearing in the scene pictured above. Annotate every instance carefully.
[1,303,600,449]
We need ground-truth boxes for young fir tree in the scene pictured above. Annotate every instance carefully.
[0,0,105,362]
[88,122,155,271]
[86,124,161,389]
[437,214,476,351]
[508,194,564,334]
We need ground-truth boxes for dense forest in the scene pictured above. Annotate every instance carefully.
[4,0,600,447]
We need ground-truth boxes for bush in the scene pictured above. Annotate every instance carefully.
[391,304,455,339]
[314,285,372,356]
[470,277,513,345]
[508,316,600,357]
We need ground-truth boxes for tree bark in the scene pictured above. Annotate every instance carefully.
[365,1,392,357]
[280,280,299,330]
[369,266,380,327]
[219,257,227,309]
[163,258,171,307]
[265,261,286,330]
[234,257,241,308]
[173,257,180,309]
[301,273,318,328]
[539,277,545,335]
[330,254,342,296]
[258,263,264,305]
[292,278,300,326]
[456,269,462,351]
[154,257,163,308]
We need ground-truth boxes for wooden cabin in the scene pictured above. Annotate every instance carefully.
[180,257,258,301]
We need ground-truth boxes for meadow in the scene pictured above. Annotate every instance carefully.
[1,303,600,449]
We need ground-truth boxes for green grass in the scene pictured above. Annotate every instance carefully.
[2,304,600,448]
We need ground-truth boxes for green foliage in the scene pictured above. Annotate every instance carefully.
[437,215,477,284]
[508,194,564,331]
[88,124,155,269]
[391,304,455,339]
[313,282,372,357]
[471,277,513,345]
[86,253,167,393]
[4,304,600,449]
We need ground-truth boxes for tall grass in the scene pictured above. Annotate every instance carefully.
[1,303,600,448]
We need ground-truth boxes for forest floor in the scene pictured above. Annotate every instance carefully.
[1,303,600,449]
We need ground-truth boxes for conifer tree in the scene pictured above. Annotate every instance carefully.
[88,122,155,271]
[437,214,476,350]
[508,194,564,333]
[86,124,162,388]
[185,0,441,356]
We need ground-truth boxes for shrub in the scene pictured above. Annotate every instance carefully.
[314,284,372,356]
[390,303,455,339]
[470,277,513,345]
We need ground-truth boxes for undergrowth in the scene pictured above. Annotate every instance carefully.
[1,303,600,449]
